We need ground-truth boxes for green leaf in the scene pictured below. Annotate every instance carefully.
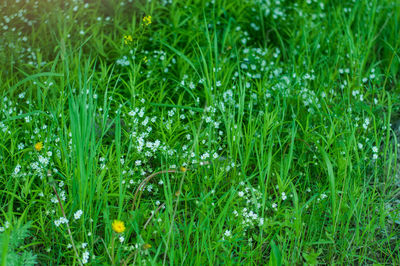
[302,249,321,265]
[269,240,282,266]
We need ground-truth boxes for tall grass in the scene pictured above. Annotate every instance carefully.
[0,0,399,264]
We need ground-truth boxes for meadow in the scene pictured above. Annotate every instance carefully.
[0,0,400,264]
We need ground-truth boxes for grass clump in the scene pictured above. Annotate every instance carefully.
[1,0,400,264]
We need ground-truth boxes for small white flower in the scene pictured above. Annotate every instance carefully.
[259,218,264,226]
[59,217,69,224]
[13,164,21,175]
[119,236,125,243]
[281,192,287,201]
[54,219,61,227]
[82,250,89,264]
[238,191,244,197]
[224,230,231,237]
[189,82,195,89]
[74,210,83,220]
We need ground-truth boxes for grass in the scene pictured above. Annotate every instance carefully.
[1,0,400,264]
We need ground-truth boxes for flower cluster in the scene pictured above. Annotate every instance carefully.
[143,15,152,26]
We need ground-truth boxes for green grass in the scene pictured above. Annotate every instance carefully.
[1,0,400,264]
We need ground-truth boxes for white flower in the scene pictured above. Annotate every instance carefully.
[119,236,125,243]
[259,218,264,226]
[189,82,195,89]
[238,191,244,197]
[224,230,231,237]
[82,250,89,264]
[372,146,378,153]
[54,219,61,227]
[59,191,67,201]
[74,210,83,220]
[281,192,287,201]
[13,164,21,175]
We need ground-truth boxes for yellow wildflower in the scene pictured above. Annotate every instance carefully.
[180,166,187,172]
[124,35,133,44]
[34,142,43,151]
[112,220,126,233]
[143,15,152,26]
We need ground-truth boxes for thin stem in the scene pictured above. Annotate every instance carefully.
[101,238,113,263]
[143,203,166,230]
[111,232,115,265]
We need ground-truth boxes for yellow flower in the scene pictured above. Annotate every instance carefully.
[143,15,152,26]
[124,35,133,44]
[112,220,126,233]
[180,166,187,172]
[34,142,43,151]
